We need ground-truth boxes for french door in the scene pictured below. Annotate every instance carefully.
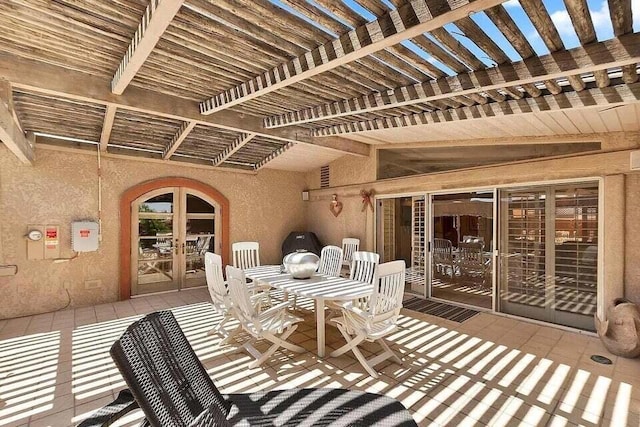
[498,183,599,331]
[131,187,220,296]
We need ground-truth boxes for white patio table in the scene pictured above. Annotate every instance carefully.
[244,265,372,357]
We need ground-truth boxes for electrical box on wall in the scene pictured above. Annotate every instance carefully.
[27,224,60,260]
[72,221,100,252]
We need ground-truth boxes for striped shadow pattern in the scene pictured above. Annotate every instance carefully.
[403,297,479,323]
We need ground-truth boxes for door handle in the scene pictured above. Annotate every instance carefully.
[182,243,185,255]
[174,239,179,255]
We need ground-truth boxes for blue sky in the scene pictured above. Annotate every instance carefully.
[272,0,639,78]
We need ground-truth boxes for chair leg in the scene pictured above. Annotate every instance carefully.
[208,314,231,336]
[245,326,304,369]
[219,324,242,346]
[330,324,365,357]
[379,339,401,364]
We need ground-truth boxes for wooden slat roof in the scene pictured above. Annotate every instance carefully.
[0,0,638,170]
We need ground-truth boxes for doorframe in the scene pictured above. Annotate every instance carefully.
[120,177,229,300]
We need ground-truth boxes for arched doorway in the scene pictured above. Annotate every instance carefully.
[120,178,229,299]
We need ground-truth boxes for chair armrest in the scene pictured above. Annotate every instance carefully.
[256,301,292,321]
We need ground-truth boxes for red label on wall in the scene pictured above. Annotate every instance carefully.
[46,229,57,239]
[80,229,90,238]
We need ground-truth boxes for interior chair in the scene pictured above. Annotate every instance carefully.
[457,241,491,287]
[77,310,417,427]
[226,265,305,368]
[432,238,454,279]
[205,252,263,343]
[462,235,485,246]
[341,237,360,274]
[330,260,406,378]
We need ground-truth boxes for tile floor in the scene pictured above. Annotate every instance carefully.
[0,288,638,427]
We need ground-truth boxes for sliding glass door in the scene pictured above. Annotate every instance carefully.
[430,191,495,309]
[498,183,599,331]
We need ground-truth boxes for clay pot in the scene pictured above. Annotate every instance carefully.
[595,298,640,358]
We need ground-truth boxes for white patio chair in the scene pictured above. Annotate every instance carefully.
[327,251,379,315]
[292,245,344,310]
[433,238,454,279]
[330,260,406,378]
[205,253,264,344]
[341,237,360,273]
[232,241,271,304]
[232,241,260,269]
[226,266,305,368]
[318,245,344,277]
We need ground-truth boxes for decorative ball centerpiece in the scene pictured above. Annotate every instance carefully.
[283,249,320,279]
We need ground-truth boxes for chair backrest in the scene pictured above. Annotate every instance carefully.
[341,238,360,265]
[225,266,256,322]
[433,238,453,262]
[369,260,406,318]
[232,241,260,269]
[462,235,484,246]
[318,245,343,277]
[350,251,379,285]
[205,252,226,309]
[458,242,484,267]
[110,311,231,427]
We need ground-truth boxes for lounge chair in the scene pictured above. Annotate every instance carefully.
[77,310,417,426]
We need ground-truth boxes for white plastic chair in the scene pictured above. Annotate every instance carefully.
[292,245,344,310]
[330,260,406,378]
[226,266,305,368]
[232,241,260,269]
[341,238,360,272]
[350,251,379,285]
[205,253,262,343]
[318,245,344,277]
[327,251,379,315]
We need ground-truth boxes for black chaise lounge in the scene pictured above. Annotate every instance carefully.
[78,310,418,426]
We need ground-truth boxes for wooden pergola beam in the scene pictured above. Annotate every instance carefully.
[163,121,196,159]
[199,0,505,115]
[0,53,369,156]
[265,34,640,128]
[213,133,256,166]
[313,82,640,136]
[99,104,117,152]
[0,79,33,164]
[111,0,184,95]
[254,142,295,170]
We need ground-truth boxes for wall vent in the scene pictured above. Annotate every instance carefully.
[320,165,330,188]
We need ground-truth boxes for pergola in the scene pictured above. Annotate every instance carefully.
[0,0,637,172]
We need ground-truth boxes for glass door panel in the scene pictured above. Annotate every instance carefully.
[376,196,426,297]
[430,192,494,309]
[134,191,178,295]
[498,183,598,331]
[183,193,216,288]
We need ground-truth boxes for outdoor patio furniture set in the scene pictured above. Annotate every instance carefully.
[79,239,417,426]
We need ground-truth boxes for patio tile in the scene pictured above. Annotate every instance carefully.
[1,290,637,427]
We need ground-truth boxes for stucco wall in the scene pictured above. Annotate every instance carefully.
[0,146,306,318]
[626,174,640,303]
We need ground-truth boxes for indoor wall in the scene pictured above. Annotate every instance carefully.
[0,145,307,318]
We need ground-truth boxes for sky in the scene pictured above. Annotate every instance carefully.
[271,0,640,78]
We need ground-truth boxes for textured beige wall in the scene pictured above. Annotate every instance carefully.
[625,174,640,304]
[304,132,640,304]
[0,146,306,318]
